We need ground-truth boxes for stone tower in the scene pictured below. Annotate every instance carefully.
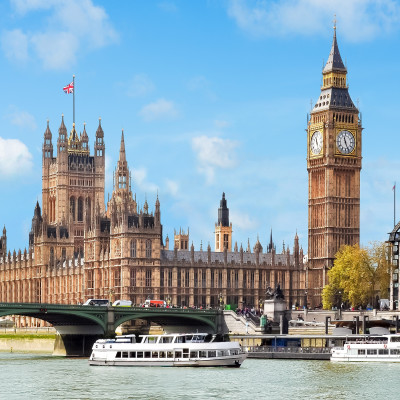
[215,193,232,252]
[307,26,362,305]
[41,116,105,256]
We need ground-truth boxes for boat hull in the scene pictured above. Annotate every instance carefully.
[89,354,247,367]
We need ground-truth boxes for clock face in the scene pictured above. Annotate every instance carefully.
[336,130,355,154]
[310,131,323,155]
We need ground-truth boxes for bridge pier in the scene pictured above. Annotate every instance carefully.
[53,334,102,357]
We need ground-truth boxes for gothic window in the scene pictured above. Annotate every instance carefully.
[50,247,54,266]
[86,197,91,225]
[202,271,206,288]
[77,197,83,222]
[243,271,247,289]
[223,234,229,250]
[211,271,215,288]
[96,137,103,145]
[114,240,121,257]
[62,247,66,261]
[250,271,255,288]
[114,269,121,287]
[70,197,76,221]
[130,269,136,287]
[168,270,173,287]
[118,175,127,189]
[130,240,136,258]
[87,270,94,289]
[194,271,198,288]
[227,270,231,289]
[145,240,152,258]
[160,268,164,287]
[218,271,223,289]
[185,270,190,288]
[145,270,152,287]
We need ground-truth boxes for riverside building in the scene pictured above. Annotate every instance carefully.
[0,117,306,318]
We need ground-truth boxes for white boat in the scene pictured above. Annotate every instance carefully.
[331,334,400,362]
[89,333,247,367]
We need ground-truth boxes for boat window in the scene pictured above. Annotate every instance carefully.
[161,337,173,343]
[152,352,158,358]
[167,351,173,358]
[122,352,128,358]
[159,351,166,358]
[116,351,122,358]
[367,349,377,355]
[137,352,144,358]
[144,351,151,358]
[391,349,400,355]
[358,349,365,355]
[183,349,189,358]
[175,337,184,343]
[148,337,157,344]
[190,351,198,358]
[391,337,400,342]
[199,351,207,357]
[129,352,136,358]
[208,351,216,358]
[175,351,182,358]
[378,349,389,355]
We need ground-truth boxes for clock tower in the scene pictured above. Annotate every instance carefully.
[307,26,362,306]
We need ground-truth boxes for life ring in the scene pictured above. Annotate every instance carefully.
[384,344,387,349]
[347,345,350,350]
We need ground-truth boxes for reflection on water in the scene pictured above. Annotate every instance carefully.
[0,353,399,400]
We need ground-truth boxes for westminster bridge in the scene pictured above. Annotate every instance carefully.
[0,302,224,356]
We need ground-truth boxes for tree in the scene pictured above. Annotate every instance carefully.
[370,241,391,300]
[322,244,375,309]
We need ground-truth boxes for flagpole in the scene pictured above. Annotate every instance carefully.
[395,182,396,227]
[73,75,75,125]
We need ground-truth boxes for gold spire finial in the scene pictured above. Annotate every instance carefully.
[333,14,337,31]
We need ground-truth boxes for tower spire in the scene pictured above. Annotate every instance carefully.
[119,129,126,162]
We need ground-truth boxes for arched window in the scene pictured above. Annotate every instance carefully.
[70,197,76,221]
[130,240,136,258]
[50,247,54,266]
[78,197,83,221]
[86,197,91,225]
[145,240,152,258]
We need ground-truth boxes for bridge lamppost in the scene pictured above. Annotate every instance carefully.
[218,293,224,310]
[108,289,115,305]
[166,296,172,308]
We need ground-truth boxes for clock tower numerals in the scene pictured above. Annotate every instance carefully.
[336,130,355,155]
[310,130,323,156]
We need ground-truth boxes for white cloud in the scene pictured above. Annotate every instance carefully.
[1,29,29,62]
[6,106,37,130]
[0,137,33,179]
[192,135,239,183]
[230,210,258,231]
[4,0,118,70]
[227,0,400,42]
[139,99,179,121]
[165,179,179,196]
[132,167,159,193]
[126,74,155,97]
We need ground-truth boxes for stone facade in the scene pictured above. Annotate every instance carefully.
[0,117,306,312]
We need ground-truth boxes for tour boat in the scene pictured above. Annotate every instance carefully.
[331,334,400,362]
[89,333,247,367]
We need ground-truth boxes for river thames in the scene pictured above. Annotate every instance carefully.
[0,353,397,399]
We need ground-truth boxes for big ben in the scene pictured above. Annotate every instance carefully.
[307,26,362,306]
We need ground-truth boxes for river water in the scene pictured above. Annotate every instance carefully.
[0,353,397,399]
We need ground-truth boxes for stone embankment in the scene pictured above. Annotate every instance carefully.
[0,328,56,354]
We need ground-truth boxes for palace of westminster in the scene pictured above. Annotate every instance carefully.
[0,28,362,313]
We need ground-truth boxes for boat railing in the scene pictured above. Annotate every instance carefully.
[246,346,331,354]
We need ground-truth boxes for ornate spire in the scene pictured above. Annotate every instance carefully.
[119,130,126,162]
[323,24,346,73]
[96,117,104,136]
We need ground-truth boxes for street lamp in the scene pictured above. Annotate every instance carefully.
[218,293,224,310]
[166,296,171,308]
[304,290,308,309]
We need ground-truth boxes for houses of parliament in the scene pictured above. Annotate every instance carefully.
[0,28,361,311]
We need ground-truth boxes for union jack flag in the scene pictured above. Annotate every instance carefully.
[63,81,74,94]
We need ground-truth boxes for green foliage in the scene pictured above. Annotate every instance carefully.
[370,241,391,299]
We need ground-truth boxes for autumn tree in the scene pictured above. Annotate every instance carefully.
[369,241,391,300]
[322,244,375,309]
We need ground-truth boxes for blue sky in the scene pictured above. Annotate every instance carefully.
[1,0,400,254]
